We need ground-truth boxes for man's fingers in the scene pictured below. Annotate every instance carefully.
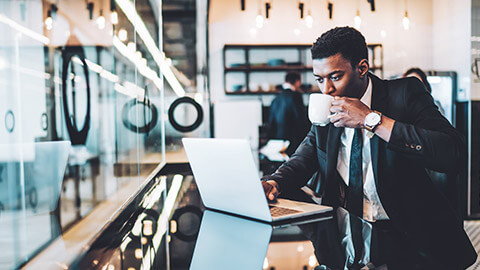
[330,105,343,113]
[329,112,343,123]
[262,182,278,200]
[268,188,279,201]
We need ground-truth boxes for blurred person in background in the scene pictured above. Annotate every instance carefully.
[268,71,311,156]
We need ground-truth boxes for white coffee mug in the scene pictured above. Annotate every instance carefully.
[309,93,334,126]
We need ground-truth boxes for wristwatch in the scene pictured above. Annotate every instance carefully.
[364,110,382,136]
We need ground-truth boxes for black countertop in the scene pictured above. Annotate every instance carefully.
[68,167,458,270]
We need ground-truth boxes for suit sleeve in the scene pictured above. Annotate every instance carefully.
[261,125,320,193]
[387,78,466,174]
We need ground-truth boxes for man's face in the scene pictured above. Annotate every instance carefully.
[293,79,302,91]
[312,53,363,98]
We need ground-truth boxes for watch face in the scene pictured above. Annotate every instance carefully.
[366,112,381,126]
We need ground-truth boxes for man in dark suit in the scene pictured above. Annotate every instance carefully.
[268,72,310,156]
[262,27,477,269]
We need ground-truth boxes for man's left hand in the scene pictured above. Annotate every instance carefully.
[329,96,371,128]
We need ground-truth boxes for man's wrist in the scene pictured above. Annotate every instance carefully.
[364,110,383,133]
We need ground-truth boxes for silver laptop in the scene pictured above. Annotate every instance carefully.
[182,138,332,223]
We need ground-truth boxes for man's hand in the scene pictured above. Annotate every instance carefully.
[262,180,280,201]
[329,96,371,128]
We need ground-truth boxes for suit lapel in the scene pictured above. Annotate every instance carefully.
[324,124,343,205]
[369,73,388,189]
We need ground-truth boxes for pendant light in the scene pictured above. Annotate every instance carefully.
[45,9,53,30]
[327,2,333,19]
[118,28,128,41]
[256,10,264,28]
[298,2,304,19]
[353,0,361,29]
[96,9,106,29]
[110,0,118,24]
[403,0,410,30]
[255,0,264,28]
[305,9,313,28]
[354,10,361,29]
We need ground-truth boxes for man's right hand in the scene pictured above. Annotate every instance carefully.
[262,180,280,201]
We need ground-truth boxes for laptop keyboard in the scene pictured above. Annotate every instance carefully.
[269,206,302,217]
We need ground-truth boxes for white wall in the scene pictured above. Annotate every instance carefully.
[208,0,472,144]
[209,0,437,100]
[432,0,472,101]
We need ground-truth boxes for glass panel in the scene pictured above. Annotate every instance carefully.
[0,0,174,268]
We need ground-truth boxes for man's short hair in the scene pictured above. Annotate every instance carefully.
[285,72,301,84]
[311,26,368,67]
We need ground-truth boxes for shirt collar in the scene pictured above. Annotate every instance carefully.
[360,77,372,109]
[282,82,293,90]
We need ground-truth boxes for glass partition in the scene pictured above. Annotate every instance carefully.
[0,0,212,268]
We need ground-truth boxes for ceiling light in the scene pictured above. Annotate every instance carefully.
[299,2,304,19]
[96,10,106,30]
[265,2,271,19]
[403,0,410,30]
[354,10,361,29]
[255,11,264,28]
[45,10,53,30]
[110,10,118,25]
[328,2,333,19]
[403,11,410,30]
[305,10,313,28]
[116,0,186,97]
[368,0,375,11]
[127,41,136,51]
[87,2,94,20]
[134,249,142,259]
[118,28,127,41]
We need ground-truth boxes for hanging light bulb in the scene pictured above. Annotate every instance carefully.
[45,9,53,30]
[111,10,118,25]
[403,11,410,30]
[305,10,313,28]
[96,9,106,30]
[127,42,136,52]
[118,28,128,41]
[354,10,361,29]
[256,10,264,28]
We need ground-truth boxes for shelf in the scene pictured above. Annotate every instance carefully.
[225,65,313,72]
[222,43,384,95]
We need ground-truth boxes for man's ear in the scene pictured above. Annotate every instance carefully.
[357,59,369,78]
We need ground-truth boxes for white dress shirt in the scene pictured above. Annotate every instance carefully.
[336,78,389,222]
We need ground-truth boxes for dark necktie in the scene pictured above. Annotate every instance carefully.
[347,128,364,267]
[347,128,363,217]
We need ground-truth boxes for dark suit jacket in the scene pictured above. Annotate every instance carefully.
[264,74,477,269]
[268,88,310,155]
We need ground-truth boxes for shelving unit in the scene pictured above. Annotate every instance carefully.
[368,44,384,78]
[223,44,315,95]
[223,43,384,95]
